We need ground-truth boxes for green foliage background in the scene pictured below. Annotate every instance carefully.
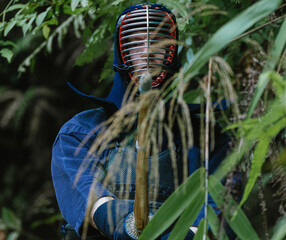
[0,0,285,239]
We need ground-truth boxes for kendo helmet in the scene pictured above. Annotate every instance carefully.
[113,3,180,88]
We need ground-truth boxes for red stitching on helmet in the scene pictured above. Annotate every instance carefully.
[119,13,130,65]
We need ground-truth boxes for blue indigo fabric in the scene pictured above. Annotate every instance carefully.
[51,107,230,235]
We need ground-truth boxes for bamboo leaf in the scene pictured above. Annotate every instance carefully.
[214,139,253,180]
[247,17,286,118]
[271,216,286,240]
[239,137,270,207]
[209,176,260,240]
[207,205,229,240]
[264,18,286,72]
[167,188,204,240]
[139,168,205,240]
[184,89,202,104]
[193,219,208,240]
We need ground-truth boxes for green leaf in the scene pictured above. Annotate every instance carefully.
[71,0,80,11]
[0,40,16,48]
[139,168,205,240]
[167,188,204,240]
[193,219,209,240]
[207,205,229,240]
[73,14,85,38]
[22,14,36,36]
[157,0,189,26]
[4,20,17,37]
[245,101,286,140]
[214,139,253,180]
[14,87,37,128]
[0,219,6,230]
[271,216,286,240]
[223,119,259,138]
[183,89,202,104]
[99,48,115,83]
[81,0,89,7]
[220,113,286,209]
[209,176,260,240]
[45,17,58,26]
[7,232,20,240]
[36,8,50,27]
[247,17,286,119]
[75,23,109,66]
[239,136,271,208]
[42,25,50,39]
[1,208,21,231]
[266,117,286,138]
[6,4,25,13]
[112,0,125,6]
[268,72,286,98]
[0,48,13,63]
[47,36,53,53]
[31,213,63,229]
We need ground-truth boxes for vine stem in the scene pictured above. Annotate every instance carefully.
[203,58,213,240]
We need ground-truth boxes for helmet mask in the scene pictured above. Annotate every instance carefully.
[115,3,179,90]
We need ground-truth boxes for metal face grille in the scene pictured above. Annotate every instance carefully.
[119,6,176,87]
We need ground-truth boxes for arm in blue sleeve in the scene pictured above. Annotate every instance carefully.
[51,130,115,235]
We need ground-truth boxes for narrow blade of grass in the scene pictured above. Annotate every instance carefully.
[193,219,208,240]
[167,188,204,240]
[139,168,204,240]
[271,216,286,240]
[207,205,229,240]
[209,175,260,240]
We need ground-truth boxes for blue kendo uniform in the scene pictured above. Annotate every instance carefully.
[51,3,231,240]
